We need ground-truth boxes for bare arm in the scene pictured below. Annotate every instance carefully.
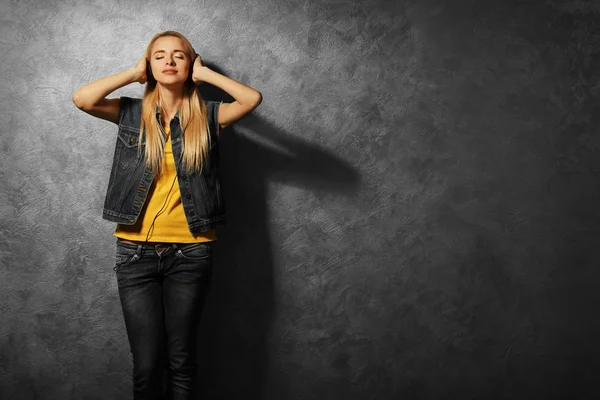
[191,56,262,131]
[72,58,146,124]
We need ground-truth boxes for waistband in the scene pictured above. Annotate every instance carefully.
[116,237,213,252]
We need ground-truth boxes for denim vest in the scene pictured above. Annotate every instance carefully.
[102,96,226,233]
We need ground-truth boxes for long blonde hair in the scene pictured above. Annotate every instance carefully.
[137,30,212,175]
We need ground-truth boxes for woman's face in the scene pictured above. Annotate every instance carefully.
[149,36,192,86]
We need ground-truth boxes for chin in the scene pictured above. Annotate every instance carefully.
[158,78,186,85]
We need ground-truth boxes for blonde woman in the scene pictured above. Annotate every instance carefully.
[72,30,262,399]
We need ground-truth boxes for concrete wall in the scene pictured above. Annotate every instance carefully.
[1,0,599,398]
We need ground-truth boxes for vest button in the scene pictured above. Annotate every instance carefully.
[185,194,191,199]
[129,138,135,145]
[188,210,195,216]
[181,175,187,180]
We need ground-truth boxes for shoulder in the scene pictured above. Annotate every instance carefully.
[120,96,143,109]
[204,100,224,118]
[205,99,222,111]
[204,100,224,137]
[204,100,223,123]
[118,96,142,111]
[118,96,143,127]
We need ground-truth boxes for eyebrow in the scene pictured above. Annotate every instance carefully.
[152,49,186,56]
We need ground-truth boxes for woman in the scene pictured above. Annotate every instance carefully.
[72,30,262,399]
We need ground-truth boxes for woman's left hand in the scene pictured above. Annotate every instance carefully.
[191,54,209,84]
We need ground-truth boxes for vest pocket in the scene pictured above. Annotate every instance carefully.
[117,126,145,169]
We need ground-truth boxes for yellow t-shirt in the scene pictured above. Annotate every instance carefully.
[114,124,217,243]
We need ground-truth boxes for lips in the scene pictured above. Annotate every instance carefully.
[163,69,177,74]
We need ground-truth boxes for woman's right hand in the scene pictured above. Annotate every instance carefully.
[131,56,147,84]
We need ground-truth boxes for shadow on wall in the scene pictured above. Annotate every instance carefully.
[195,69,361,399]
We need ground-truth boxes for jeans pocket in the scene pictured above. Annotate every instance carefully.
[176,243,211,261]
[114,242,140,271]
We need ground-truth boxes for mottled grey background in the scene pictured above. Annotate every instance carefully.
[1,0,599,399]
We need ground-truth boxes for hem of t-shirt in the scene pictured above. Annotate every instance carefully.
[113,231,217,243]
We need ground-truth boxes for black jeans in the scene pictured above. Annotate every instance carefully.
[114,238,214,400]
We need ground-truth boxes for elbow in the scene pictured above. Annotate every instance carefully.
[72,90,93,110]
[72,91,85,109]
[253,92,263,108]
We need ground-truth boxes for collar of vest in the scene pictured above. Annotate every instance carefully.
[155,104,181,122]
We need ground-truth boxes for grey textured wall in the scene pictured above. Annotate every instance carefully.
[1,0,599,399]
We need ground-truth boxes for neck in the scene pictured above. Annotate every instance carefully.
[157,84,183,119]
